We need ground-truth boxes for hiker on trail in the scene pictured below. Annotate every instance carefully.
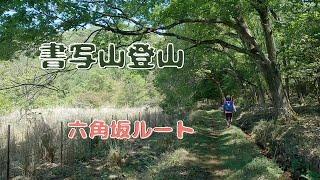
[222,95,236,128]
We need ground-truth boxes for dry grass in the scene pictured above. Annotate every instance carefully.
[0,106,164,179]
[0,106,160,142]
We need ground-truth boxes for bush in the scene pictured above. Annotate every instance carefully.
[252,120,275,149]
[245,113,320,179]
[189,110,210,125]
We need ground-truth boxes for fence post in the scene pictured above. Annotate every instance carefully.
[60,122,63,167]
[139,112,141,121]
[6,125,10,180]
[89,117,93,156]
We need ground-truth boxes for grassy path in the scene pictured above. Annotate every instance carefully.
[55,110,283,179]
[136,110,283,180]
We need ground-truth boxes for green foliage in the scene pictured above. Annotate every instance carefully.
[0,63,160,109]
[240,110,320,179]
[0,27,162,111]
[1,0,319,111]
[0,92,13,114]
[252,120,276,149]
[0,0,319,179]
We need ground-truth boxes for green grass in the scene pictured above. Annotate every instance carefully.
[124,110,283,179]
[217,123,282,179]
[34,109,284,179]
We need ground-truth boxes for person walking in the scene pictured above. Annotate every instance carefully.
[222,95,236,128]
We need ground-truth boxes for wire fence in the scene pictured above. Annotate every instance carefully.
[0,108,188,179]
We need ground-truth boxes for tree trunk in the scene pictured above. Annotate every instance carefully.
[295,80,307,106]
[260,61,296,119]
[283,58,290,100]
[234,3,296,119]
[257,77,266,107]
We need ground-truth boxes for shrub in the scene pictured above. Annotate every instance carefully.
[252,120,275,149]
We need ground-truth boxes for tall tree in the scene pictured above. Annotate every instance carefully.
[1,0,318,118]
